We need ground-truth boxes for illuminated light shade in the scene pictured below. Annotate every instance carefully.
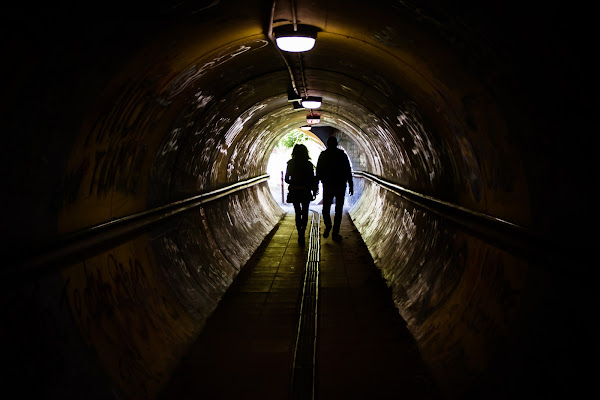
[300,125,312,131]
[301,96,322,109]
[307,114,320,124]
[273,24,318,52]
[276,36,315,52]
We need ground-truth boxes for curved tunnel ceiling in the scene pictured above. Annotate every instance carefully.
[3,0,594,245]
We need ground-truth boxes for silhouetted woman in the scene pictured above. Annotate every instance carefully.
[285,144,318,244]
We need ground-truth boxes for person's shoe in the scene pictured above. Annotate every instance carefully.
[332,233,343,241]
[323,226,331,238]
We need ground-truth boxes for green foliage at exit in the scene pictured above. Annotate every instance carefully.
[277,130,309,149]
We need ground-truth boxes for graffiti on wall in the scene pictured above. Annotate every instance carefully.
[62,241,197,399]
[414,236,526,399]
[61,77,168,211]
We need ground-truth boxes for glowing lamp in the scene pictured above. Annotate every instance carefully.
[301,96,322,109]
[274,24,317,52]
[307,114,320,124]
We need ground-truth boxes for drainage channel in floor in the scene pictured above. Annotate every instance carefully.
[289,210,320,400]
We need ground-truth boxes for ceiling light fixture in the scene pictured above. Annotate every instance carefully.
[300,125,312,131]
[307,113,320,124]
[273,24,317,52]
[301,96,322,109]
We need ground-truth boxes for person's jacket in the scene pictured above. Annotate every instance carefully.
[285,158,317,197]
[316,147,352,189]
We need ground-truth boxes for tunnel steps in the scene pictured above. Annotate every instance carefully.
[159,209,439,400]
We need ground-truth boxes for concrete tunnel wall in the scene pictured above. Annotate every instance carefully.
[1,1,595,400]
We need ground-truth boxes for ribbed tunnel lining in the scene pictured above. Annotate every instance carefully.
[1,2,595,400]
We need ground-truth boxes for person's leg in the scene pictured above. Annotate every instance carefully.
[332,189,345,238]
[298,200,309,232]
[294,202,307,244]
[322,186,334,237]
[293,202,302,232]
[302,200,310,229]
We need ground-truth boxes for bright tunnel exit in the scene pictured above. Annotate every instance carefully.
[267,129,325,207]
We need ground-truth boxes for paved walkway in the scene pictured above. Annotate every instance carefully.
[160,209,439,399]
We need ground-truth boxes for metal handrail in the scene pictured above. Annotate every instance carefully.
[8,174,270,278]
[352,170,551,260]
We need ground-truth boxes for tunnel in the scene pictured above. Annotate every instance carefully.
[1,1,595,399]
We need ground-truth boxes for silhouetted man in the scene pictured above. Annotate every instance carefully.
[316,136,353,240]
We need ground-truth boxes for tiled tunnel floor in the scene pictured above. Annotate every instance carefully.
[160,209,440,400]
